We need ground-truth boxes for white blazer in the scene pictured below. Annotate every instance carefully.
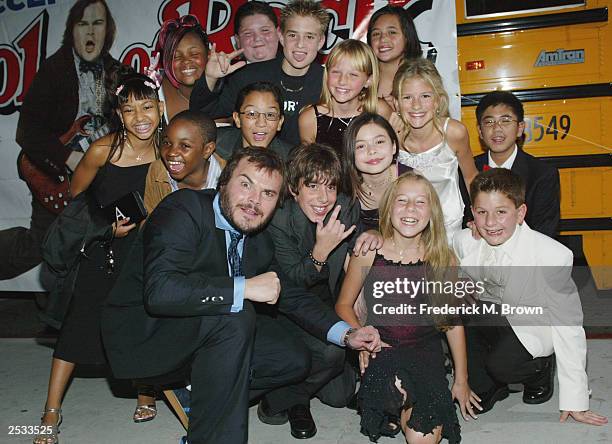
[453,223,589,411]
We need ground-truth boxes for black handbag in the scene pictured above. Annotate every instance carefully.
[101,190,148,225]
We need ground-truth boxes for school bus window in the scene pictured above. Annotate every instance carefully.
[465,0,585,18]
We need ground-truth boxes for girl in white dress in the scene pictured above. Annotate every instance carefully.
[392,58,477,242]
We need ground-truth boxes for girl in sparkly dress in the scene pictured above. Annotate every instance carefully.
[336,171,480,443]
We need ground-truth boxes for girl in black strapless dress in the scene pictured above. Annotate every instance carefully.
[34,73,164,444]
[336,171,480,444]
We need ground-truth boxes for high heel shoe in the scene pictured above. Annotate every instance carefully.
[133,385,157,423]
[33,407,62,444]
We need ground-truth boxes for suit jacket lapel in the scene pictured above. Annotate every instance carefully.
[242,235,254,277]
[501,224,534,306]
[511,149,529,180]
[475,153,487,171]
[211,225,230,276]
[242,231,273,278]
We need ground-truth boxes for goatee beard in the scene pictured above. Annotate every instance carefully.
[219,189,270,234]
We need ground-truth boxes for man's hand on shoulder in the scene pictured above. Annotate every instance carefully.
[245,271,280,304]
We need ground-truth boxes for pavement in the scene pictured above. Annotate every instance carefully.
[1,283,611,444]
[0,336,610,443]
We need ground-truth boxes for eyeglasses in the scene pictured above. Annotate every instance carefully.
[480,117,518,128]
[239,111,281,121]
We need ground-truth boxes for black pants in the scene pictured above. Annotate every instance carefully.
[264,314,347,413]
[139,311,310,444]
[0,198,56,279]
[465,302,553,393]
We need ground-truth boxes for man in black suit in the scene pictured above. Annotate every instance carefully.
[472,91,560,238]
[101,148,381,444]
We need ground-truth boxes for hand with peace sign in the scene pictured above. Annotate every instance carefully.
[311,205,356,270]
[204,43,247,91]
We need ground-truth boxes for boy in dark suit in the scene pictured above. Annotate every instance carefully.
[473,91,560,238]
[263,144,359,438]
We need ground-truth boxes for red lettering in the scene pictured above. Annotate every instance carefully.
[120,45,151,73]
[0,47,21,106]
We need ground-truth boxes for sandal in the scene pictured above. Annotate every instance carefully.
[133,404,157,423]
[33,407,62,444]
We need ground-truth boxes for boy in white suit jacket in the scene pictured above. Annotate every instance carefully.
[453,168,606,426]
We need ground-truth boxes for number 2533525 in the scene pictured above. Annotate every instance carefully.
[8,425,53,435]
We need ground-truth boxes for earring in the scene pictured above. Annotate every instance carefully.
[121,122,126,140]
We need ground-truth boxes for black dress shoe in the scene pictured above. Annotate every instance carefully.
[257,398,288,425]
[288,404,317,439]
[477,384,510,414]
[523,357,556,405]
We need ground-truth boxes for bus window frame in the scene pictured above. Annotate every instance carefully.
[463,0,586,20]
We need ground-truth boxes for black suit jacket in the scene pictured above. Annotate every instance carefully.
[16,45,120,177]
[101,189,340,379]
[474,150,560,237]
[267,194,359,301]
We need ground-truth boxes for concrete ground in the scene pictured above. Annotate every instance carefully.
[1,337,610,444]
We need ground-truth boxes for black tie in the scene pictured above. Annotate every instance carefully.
[228,231,243,277]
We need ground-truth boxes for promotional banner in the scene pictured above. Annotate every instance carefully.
[0,0,458,290]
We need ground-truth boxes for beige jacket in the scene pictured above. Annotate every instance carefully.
[143,154,226,216]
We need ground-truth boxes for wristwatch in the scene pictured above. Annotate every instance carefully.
[343,327,358,347]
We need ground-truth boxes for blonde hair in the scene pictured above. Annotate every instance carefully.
[280,0,330,35]
[378,171,459,328]
[320,39,379,115]
[392,58,449,142]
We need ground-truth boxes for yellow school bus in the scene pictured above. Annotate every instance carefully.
[456,0,612,288]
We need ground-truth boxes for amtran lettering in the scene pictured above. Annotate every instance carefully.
[535,48,585,67]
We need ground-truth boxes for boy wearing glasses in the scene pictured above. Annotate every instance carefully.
[216,82,293,161]
[474,91,560,238]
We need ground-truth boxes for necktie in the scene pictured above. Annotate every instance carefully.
[482,246,504,301]
[79,59,103,79]
[228,231,243,277]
